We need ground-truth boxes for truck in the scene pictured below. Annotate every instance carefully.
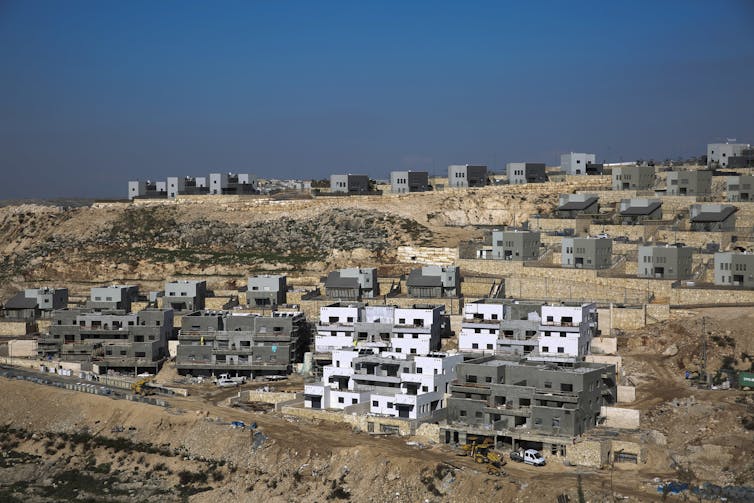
[740,371,754,390]
[216,378,240,388]
[509,449,546,466]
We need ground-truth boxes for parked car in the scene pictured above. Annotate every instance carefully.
[509,449,546,466]
[216,378,239,388]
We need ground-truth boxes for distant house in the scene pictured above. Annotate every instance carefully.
[556,194,599,218]
[689,204,737,232]
[2,287,68,320]
[560,153,601,175]
[714,252,754,288]
[727,148,754,169]
[390,171,429,193]
[406,266,460,298]
[325,268,379,299]
[638,244,693,280]
[612,165,655,191]
[209,173,257,195]
[507,163,547,185]
[447,165,488,188]
[330,174,370,194]
[727,175,754,202]
[166,176,210,198]
[86,285,139,312]
[708,142,750,168]
[164,280,207,312]
[492,230,541,261]
[618,198,663,224]
[128,180,167,200]
[562,237,612,269]
[666,170,712,197]
[247,275,287,307]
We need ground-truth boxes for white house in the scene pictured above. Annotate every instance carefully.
[536,303,597,360]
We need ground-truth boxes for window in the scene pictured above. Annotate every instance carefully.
[459,410,467,417]
[472,343,479,349]
[352,399,357,405]
[422,386,429,392]
[560,332,566,337]
[485,376,492,383]
[475,411,483,418]
[552,417,560,428]
[561,383,573,392]
[416,367,423,374]
[486,344,493,350]
[542,346,550,352]
[387,402,394,409]
[534,417,542,425]
[544,381,552,389]
[557,347,564,353]
[338,397,344,404]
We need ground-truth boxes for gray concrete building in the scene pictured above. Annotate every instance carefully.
[689,203,738,232]
[560,152,597,176]
[406,265,460,298]
[507,163,547,185]
[325,268,379,299]
[714,252,754,288]
[618,198,663,224]
[164,280,207,312]
[38,308,173,373]
[330,174,370,194]
[492,230,541,261]
[176,310,309,377]
[727,148,754,169]
[2,287,68,320]
[708,142,750,168]
[666,170,712,197]
[727,175,754,202]
[167,176,209,198]
[638,244,693,280]
[562,237,612,269]
[87,285,139,312]
[128,180,167,200]
[611,165,655,191]
[209,173,257,195]
[442,356,616,449]
[556,194,599,218]
[448,165,488,188]
[390,171,429,193]
[247,275,287,307]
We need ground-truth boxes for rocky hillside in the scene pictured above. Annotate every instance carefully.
[0,179,607,293]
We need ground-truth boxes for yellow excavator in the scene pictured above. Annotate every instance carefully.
[131,376,155,396]
[457,442,507,475]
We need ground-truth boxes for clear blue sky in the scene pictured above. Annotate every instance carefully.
[1,0,753,199]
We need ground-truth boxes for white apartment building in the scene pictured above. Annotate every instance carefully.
[536,303,597,361]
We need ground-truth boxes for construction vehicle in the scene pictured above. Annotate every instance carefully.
[131,376,155,396]
[457,442,506,475]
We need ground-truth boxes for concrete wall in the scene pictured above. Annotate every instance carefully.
[7,339,38,357]
[617,386,636,403]
[566,439,610,468]
[591,337,617,355]
[0,321,32,336]
[597,304,670,335]
[397,246,458,266]
[240,389,300,405]
[280,404,418,436]
[586,355,623,376]
[600,406,640,429]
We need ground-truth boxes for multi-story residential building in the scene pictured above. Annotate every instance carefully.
[727,175,754,202]
[442,356,616,449]
[209,173,257,195]
[86,285,139,312]
[458,299,543,355]
[175,310,309,377]
[666,170,712,196]
[406,265,460,298]
[560,153,597,176]
[612,165,655,190]
[714,252,754,288]
[556,194,599,218]
[638,244,694,280]
[390,171,430,193]
[535,303,597,360]
[2,287,68,320]
[164,280,207,312]
[166,176,209,198]
[507,163,547,185]
[708,142,750,168]
[492,230,541,261]
[38,308,173,373]
[618,198,663,224]
[330,174,370,194]
[689,203,738,231]
[448,165,488,188]
[128,180,167,200]
[314,303,448,355]
[727,148,754,169]
[304,348,463,419]
[562,237,612,269]
[324,268,379,299]
[247,275,287,307]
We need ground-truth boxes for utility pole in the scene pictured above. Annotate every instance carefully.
[701,316,708,388]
